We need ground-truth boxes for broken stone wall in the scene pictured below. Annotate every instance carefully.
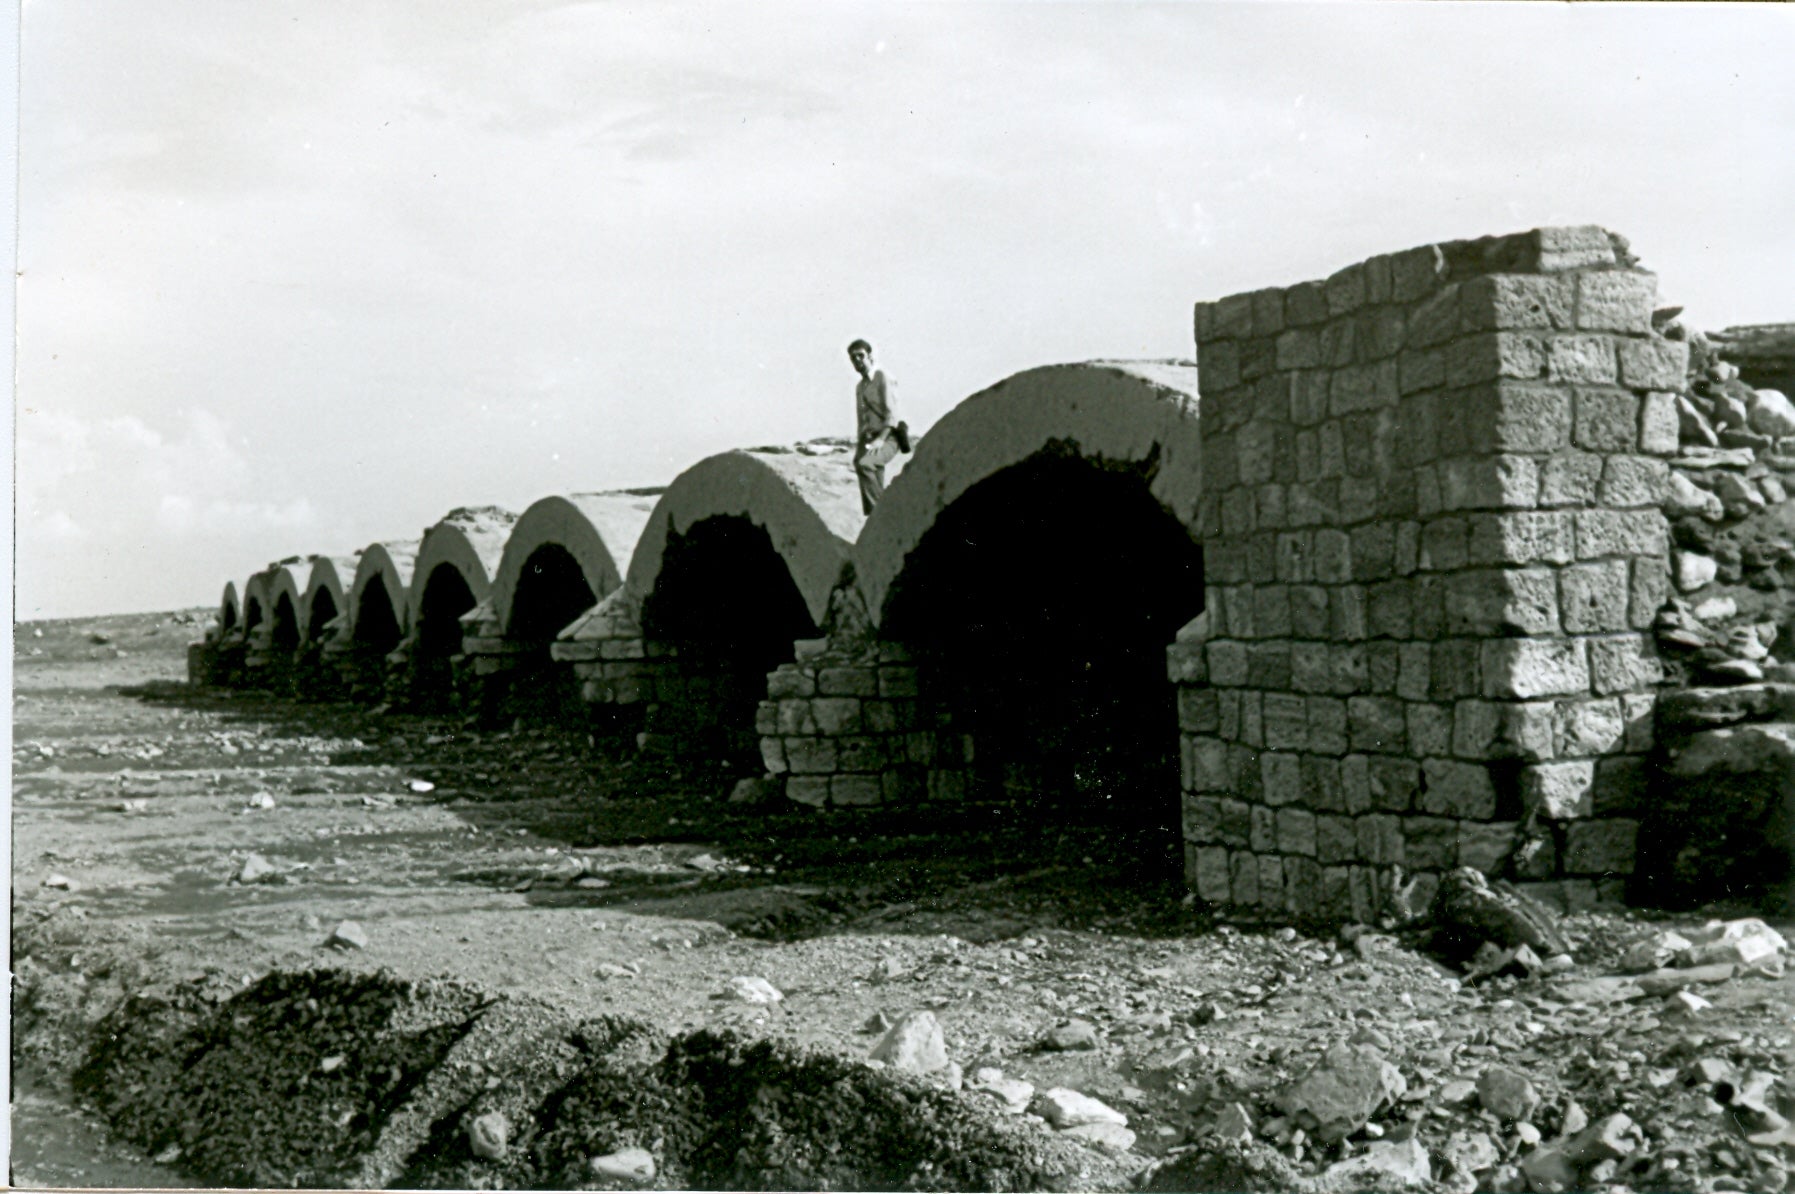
[1172,226,1680,921]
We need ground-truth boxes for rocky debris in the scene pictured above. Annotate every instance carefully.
[404,778,435,794]
[244,792,277,811]
[1060,1120,1136,1154]
[868,1009,948,1073]
[859,1010,893,1034]
[1634,962,1735,995]
[1042,1018,1102,1051]
[1031,1087,1127,1129]
[1275,1043,1406,1142]
[1475,1065,1540,1122]
[42,873,77,891]
[1320,1136,1431,1190]
[716,976,782,1004]
[589,1147,656,1184]
[1209,1102,1255,1142]
[236,853,279,885]
[1676,917,1788,969]
[1430,868,1571,962]
[467,1111,509,1160]
[327,920,368,950]
[967,1066,1034,1114]
[595,962,638,980]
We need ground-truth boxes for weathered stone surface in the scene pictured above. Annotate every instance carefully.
[1476,1066,1539,1122]
[1031,1087,1127,1129]
[1275,1043,1407,1141]
[869,1010,948,1073]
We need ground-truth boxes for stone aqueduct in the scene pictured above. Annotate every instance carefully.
[196,226,1694,921]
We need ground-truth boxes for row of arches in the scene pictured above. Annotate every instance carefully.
[209,363,1205,857]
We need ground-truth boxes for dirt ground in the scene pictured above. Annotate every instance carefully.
[11,610,1795,1191]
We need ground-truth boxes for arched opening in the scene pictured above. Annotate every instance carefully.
[881,451,1204,886]
[349,580,403,701]
[506,544,597,723]
[272,594,300,651]
[307,588,339,642]
[641,516,819,768]
[244,597,264,633]
[415,563,477,712]
[221,599,238,634]
[292,587,340,700]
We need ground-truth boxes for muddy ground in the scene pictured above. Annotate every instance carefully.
[11,611,1795,1191]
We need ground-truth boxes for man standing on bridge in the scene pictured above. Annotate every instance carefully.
[848,338,908,514]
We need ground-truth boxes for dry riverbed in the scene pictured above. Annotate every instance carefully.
[11,611,1795,1191]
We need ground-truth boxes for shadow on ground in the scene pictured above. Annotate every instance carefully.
[120,680,1212,944]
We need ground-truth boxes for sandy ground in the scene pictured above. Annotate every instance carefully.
[11,611,1795,1191]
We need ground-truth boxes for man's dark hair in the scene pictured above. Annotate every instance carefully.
[847,338,872,355]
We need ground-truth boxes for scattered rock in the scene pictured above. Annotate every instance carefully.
[869,1010,948,1073]
[1210,1102,1255,1142]
[717,976,783,1004]
[1676,551,1720,592]
[1321,1137,1432,1189]
[1430,868,1571,960]
[868,956,910,983]
[42,873,76,890]
[244,792,276,811]
[968,1067,1034,1114]
[1031,1087,1127,1129]
[1061,1120,1136,1154]
[859,1010,893,1034]
[1043,1019,1102,1051]
[1636,962,1735,994]
[1441,1129,1500,1177]
[319,1054,345,1073]
[404,778,436,793]
[1620,929,1694,972]
[595,962,637,979]
[1692,595,1738,623]
[1276,1043,1407,1142]
[328,920,369,950]
[468,1111,509,1160]
[1676,918,1787,968]
[1476,1066,1539,1122]
[237,853,279,885]
[589,1147,656,1184]
[1667,470,1726,520]
[1438,1079,1478,1108]
[1750,388,1795,437]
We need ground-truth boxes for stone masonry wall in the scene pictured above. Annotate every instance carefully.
[755,638,973,809]
[1171,226,1681,922]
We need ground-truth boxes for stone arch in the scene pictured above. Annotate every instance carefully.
[409,507,517,708]
[860,362,1204,881]
[242,571,270,634]
[218,581,240,635]
[267,561,308,654]
[302,554,357,644]
[491,492,659,638]
[625,446,862,626]
[482,491,659,723]
[852,362,1203,625]
[620,446,857,764]
[348,541,417,648]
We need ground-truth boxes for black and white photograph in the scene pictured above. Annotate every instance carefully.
[10,2,1795,1190]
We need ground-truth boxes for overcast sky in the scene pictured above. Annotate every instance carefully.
[15,1,1793,619]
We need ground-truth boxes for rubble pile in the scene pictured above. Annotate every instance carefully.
[1639,314,1795,913]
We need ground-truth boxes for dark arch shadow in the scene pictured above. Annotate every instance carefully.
[881,449,1205,888]
[640,515,819,771]
[414,562,477,714]
[505,544,596,724]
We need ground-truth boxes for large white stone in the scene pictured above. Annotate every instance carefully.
[1666,471,1724,521]
[1031,1087,1128,1129]
[869,1010,949,1073]
[1674,551,1718,592]
[1749,388,1795,437]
